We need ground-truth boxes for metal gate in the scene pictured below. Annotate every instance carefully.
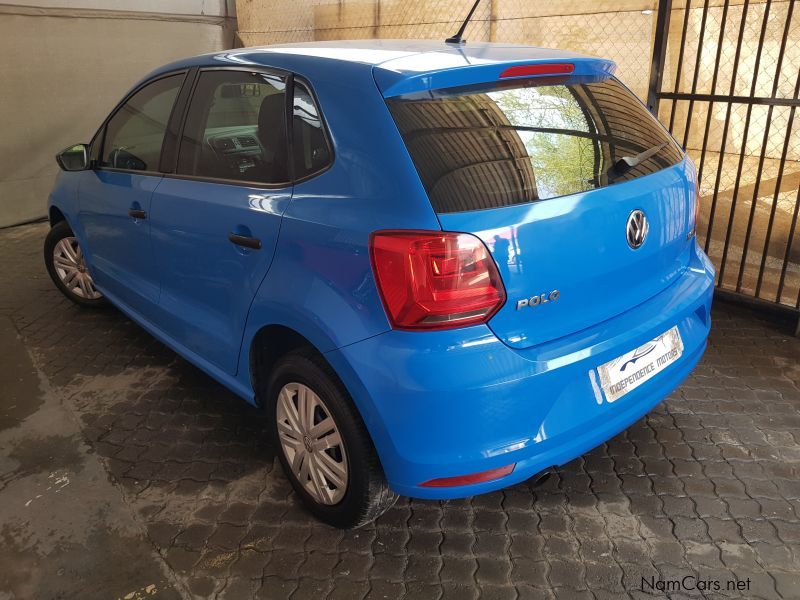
[648,0,800,316]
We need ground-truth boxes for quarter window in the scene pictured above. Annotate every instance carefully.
[177,70,289,184]
[101,74,184,172]
[292,81,332,179]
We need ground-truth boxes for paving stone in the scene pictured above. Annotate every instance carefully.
[703,517,744,544]
[750,541,798,572]
[218,577,261,600]
[510,558,548,588]
[230,549,269,579]
[164,546,202,572]
[475,556,512,585]
[369,552,406,582]
[509,533,545,559]
[441,531,475,555]
[327,580,369,600]
[772,572,800,600]
[365,580,405,599]
[440,582,480,600]
[583,560,624,592]
[187,576,218,597]
[290,577,332,599]
[374,524,410,556]
[334,552,373,581]
[208,523,247,550]
[257,576,298,600]
[262,551,306,579]
[174,522,215,549]
[146,520,181,547]
[478,584,517,600]
[474,532,508,556]
[404,554,442,583]
[409,505,442,530]
[547,559,587,589]
[440,556,477,583]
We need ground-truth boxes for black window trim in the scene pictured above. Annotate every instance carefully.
[290,74,336,185]
[164,67,336,189]
[88,65,336,189]
[160,67,200,174]
[92,69,191,178]
[164,65,291,189]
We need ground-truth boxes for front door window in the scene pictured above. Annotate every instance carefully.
[100,74,184,171]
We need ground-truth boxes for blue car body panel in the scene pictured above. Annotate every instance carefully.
[327,244,713,497]
[148,178,292,375]
[441,159,699,350]
[77,170,163,315]
[47,40,714,499]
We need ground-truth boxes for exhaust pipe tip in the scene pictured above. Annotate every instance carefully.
[530,467,555,488]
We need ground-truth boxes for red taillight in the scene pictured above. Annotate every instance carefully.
[420,463,516,488]
[370,230,506,331]
[500,63,575,78]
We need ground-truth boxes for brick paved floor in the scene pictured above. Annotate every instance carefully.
[2,221,799,599]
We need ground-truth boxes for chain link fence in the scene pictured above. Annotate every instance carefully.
[236,1,658,99]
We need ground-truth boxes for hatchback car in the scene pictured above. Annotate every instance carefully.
[45,40,714,528]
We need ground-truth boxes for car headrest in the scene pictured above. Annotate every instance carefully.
[257,93,286,150]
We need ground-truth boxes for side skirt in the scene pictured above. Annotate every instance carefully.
[95,285,256,404]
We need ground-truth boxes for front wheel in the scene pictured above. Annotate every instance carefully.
[44,221,105,307]
[268,349,397,528]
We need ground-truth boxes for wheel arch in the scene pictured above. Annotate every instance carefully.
[245,320,397,489]
[248,324,329,409]
[49,205,67,227]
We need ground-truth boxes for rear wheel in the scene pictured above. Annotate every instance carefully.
[268,349,397,528]
[44,221,105,307]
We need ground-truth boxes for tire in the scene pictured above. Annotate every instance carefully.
[268,348,397,528]
[44,221,106,308]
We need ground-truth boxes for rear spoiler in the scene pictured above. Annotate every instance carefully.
[374,56,616,98]
[373,53,617,98]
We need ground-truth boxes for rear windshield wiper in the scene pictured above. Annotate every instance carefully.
[607,141,669,181]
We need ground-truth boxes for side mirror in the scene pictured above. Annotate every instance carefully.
[56,143,90,171]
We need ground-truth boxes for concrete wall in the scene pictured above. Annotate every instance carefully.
[0,1,236,228]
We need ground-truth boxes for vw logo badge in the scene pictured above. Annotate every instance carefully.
[626,209,649,249]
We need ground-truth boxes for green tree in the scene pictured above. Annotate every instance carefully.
[492,85,600,199]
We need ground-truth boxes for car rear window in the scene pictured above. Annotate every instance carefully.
[386,77,683,213]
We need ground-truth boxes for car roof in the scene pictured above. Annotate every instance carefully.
[147,40,616,97]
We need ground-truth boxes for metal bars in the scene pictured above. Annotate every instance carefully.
[649,0,800,312]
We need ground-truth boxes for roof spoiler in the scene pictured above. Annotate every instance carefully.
[374,57,616,98]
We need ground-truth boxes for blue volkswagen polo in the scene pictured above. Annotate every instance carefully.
[45,40,714,528]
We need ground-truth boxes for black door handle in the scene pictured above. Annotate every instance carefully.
[128,208,147,219]
[228,233,262,250]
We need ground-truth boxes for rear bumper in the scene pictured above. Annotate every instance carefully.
[326,242,715,499]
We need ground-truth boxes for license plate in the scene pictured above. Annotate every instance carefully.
[597,326,684,403]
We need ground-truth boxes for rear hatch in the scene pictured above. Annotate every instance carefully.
[386,72,695,349]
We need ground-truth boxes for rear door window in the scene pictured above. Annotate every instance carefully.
[387,77,683,213]
[177,70,289,185]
